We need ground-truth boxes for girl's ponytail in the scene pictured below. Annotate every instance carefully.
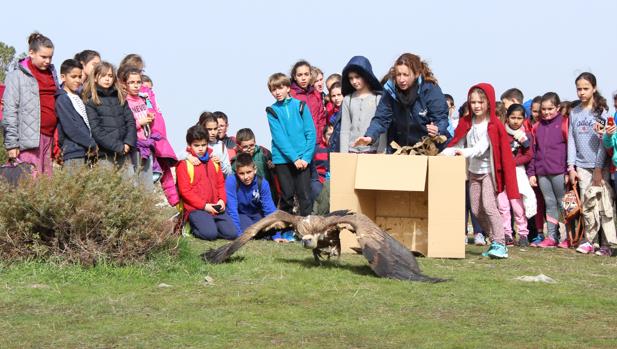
[27,32,54,52]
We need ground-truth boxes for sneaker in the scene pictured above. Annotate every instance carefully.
[517,236,529,247]
[576,242,594,254]
[557,239,571,249]
[474,233,486,246]
[595,246,612,257]
[487,242,509,259]
[537,237,558,248]
[505,236,514,246]
[530,234,545,247]
[282,231,296,242]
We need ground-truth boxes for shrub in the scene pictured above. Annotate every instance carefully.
[0,165,179,265]
[0,132,6,164]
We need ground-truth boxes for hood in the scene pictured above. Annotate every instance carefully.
[341,56,383,96]
[383,75,424,102]
[291,81,314,95]
[467,83,498,122]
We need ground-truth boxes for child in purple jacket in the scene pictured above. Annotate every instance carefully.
[528,92,568,248]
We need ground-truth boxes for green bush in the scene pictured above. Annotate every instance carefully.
[0,166,179,265]
[0,132,6,164]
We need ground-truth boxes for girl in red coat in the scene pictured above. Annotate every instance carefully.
[289,60,326,140]
[441,83,520,259]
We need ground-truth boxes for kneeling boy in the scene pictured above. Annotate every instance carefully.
[226,152,277,236]
[177,125,236,240]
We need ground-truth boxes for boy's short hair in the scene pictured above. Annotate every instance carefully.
[328,82,342,96]
[236,128,256,143]
[326,73,342,85]
[186,125,208,144]
[60,59,83,74]
[268,73,291,91]
[500,88,524,103]
[198,111,218,127]
[235,152,255,169]
[213,111,228,123]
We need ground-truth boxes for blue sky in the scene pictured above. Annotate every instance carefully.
[3,0,616,153]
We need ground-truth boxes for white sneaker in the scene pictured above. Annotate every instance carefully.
[474,233,486,246]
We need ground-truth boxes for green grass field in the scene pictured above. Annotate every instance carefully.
[1,238,617,349]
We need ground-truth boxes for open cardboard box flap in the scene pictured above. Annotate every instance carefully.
[354,155,427,191]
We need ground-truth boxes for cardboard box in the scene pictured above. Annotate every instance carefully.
[330,153,466,258]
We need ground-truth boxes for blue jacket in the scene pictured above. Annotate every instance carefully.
[225,174,277,236]
[328,110,341,152]
[364,78,449,153]
[267,97,316,164]
[55,88,97,160]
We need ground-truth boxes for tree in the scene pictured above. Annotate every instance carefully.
[0,42,17,83]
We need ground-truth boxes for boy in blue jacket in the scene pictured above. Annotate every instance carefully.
[55,59,97,170]
[266,72,316,217]
[225,152,278,237]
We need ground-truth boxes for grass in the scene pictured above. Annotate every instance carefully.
[1,237,617,349]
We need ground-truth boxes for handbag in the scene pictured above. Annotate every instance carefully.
[0,160,34,187]
[562,182,584,245]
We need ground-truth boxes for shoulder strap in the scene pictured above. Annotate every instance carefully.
[299,101,306,119]
[236,175,264,193]
[185,159,195,184]
[562,116,569,143]
[266,106,278,119]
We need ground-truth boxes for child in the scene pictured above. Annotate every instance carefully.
[119,66,155,188]
[325,73,342,117]
[225,152,277,237]
[568,72,613,255]
[498,104,536,246]
[527,95,546,244]
[442,83,520,259]
[445,94,458,137]
[312,67,325,98]
[198,112,232,176]
[530,96,542,123]
[2,32,59,175]
[74,50,101,84]
[141,75,153,89]
[528,92,568,248]
[55,59,97,170]
[500,88,524,110]
[339,56,384,153]
[327,82,343,153]
[177,125,236,240]
[314,125,332,183]
[83,62,136,170]
[231,128,277,203]
[213,111,237,160]
[267,72,316,216]
[290,60,326,140]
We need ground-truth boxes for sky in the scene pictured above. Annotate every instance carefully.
[2,0,616,153]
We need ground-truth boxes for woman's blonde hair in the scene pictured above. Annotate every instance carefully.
[389,53,438,85]
[82,61,124,106]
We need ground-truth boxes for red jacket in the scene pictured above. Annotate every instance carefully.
[177,150,226,216]
[291,82,326,140]
[448,83,520,199]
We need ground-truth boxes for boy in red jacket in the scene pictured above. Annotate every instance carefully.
[177,125,236,240]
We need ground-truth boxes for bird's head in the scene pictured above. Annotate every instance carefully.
[301,234,319,249]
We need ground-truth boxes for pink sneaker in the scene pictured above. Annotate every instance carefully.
[537,237,558,248]
[576,242,594,254]
[557,239,571,249]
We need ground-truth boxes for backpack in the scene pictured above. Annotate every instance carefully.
[265,101,306,120]
[235,175,264,197]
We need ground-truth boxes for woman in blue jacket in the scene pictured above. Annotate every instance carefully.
[353,53,449,153]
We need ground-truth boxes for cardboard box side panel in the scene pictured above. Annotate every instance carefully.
[355,155,427,191]
[375,217,428,256]
[427,156,466,258]
[330,153,363,253]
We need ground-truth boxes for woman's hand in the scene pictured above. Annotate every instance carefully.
[352,136,372,147]
[186,153,200,165]
[427,122,439,137]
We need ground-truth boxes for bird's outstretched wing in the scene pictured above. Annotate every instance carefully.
[332,214,447,283]
[203,210,302,264]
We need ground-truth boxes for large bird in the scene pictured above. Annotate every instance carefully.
[203,210,446,283]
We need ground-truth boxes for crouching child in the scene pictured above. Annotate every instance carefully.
[177,125,236,240]
[226,152,277,237]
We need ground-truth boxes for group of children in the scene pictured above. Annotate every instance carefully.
[3,32,617,257]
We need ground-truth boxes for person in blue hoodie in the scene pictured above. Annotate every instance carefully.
[55,59,98,170]
[225,152,278,238]
[353,53,449,153]
[266,72,316,218]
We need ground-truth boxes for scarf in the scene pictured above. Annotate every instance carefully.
[395,84,419,107]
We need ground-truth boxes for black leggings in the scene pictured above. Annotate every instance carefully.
[275,163,312,216]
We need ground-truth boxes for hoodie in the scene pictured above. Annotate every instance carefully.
[340,56,384,153]
[447,83,520,200]
[290,82,326,140]
[177,148,226,217]
[528,114,567,177]
[225,174,277,235]
[364,77,450,153]
[267,97,316,165]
